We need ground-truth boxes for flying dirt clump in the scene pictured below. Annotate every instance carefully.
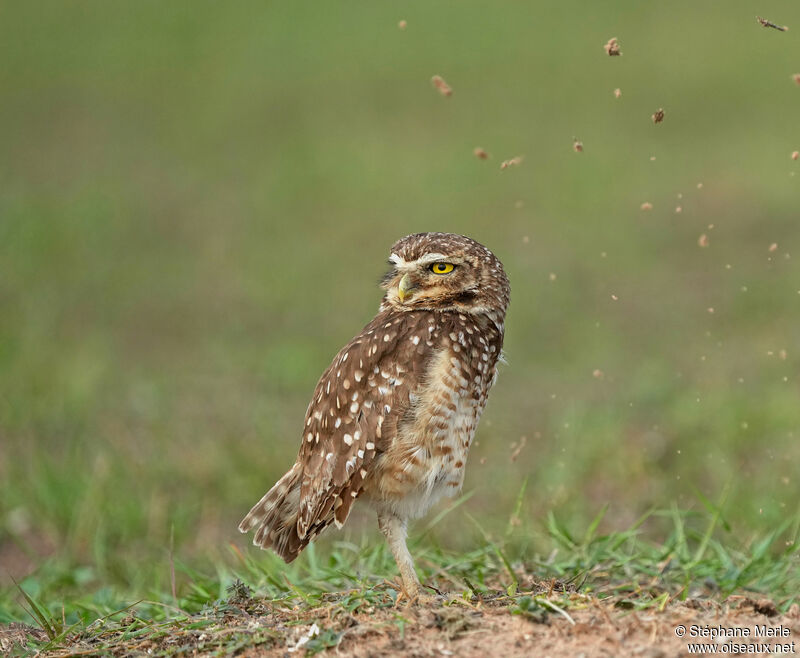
[431,75,452,96]
[604,37,622,56]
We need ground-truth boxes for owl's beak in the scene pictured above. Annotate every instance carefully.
[397,273,415,302]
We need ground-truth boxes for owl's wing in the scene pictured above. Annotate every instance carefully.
[295,310,432,540]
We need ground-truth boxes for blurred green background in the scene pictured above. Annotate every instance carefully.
[1,0,798,608]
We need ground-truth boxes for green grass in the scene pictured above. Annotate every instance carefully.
[4,506,798,654]
[1,0,800,651]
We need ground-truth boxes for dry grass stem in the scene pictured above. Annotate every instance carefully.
[757,16,788,31]
[500,156,523,169]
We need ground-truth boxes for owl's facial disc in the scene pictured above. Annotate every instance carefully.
[385,252,478,309]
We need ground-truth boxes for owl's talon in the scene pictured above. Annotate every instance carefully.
[411,591,443,606]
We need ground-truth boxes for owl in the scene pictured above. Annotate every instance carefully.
[239,232,510,601]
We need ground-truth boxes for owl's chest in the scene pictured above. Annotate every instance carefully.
[367,317,501,519]
[420,345,491,490]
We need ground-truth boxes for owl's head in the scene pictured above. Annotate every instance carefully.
[380,233,510,318]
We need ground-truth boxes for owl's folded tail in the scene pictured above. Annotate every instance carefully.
[238,463,305,562]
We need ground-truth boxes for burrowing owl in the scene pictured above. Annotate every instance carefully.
[239,232,510,599]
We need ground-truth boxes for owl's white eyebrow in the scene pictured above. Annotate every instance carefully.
[389,252,451,268]
[414,253,448,266]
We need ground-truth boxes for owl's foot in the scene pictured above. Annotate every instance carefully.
[394,584,442,607]
[410,589,443,606]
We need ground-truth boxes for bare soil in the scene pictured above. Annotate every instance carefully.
[239,597,799,658]
[5,592,798,657]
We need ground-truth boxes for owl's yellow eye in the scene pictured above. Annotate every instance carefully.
[430,262,455,275]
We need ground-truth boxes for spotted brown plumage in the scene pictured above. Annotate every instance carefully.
[239,232,510,600]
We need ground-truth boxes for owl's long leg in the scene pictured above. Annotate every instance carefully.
[377,512,421,598]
